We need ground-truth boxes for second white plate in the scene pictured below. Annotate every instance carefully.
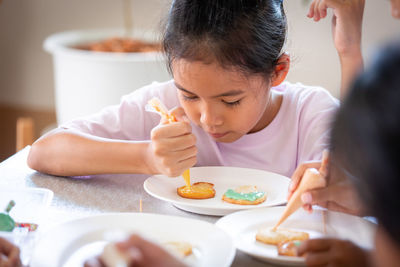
[144,166,290,216]
[216,206,376,266]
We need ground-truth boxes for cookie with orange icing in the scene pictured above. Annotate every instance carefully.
[177,182,216,199]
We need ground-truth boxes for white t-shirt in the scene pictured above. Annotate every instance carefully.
[62,80,339,177]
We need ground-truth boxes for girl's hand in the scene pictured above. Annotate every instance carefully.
[307,0,365,56]
[298,238,371,267]
[146,107,197,177]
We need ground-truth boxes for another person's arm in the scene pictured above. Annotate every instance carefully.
[85,234,187,267]
[308,0,365,98]
[298,238,371,267]
[0,237,21,267]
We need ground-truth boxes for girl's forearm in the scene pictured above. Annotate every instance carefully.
[27,130,155,176]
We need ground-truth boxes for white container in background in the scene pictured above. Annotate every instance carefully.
[44,29,171,125]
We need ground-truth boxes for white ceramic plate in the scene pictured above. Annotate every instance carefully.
[144,166,290,216]
[216,206,376,266]
[31,213,235,267]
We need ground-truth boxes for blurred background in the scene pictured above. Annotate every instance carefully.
[0,0,399,162]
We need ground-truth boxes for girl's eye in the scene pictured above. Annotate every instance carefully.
[223,99,241,106]
[182,94,198,101]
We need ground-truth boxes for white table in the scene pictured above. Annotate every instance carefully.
[0,147,280,267]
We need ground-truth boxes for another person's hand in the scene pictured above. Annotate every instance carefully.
[0,237,21,267]
[147,107,197,177]
[288,150,329,200]
[307,0,365,97]
[307,0,365,56]
[300,178,364,215]
[288,160,324,200]
[390,0,400,19]
[289,155,363,216]
[298,238,371,267]
[85,234,187,267]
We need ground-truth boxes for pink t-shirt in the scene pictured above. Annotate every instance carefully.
[62,80,339,177]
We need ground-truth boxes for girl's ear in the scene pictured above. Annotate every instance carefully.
[271,53,290,87]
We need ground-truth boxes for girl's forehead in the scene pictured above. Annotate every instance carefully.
[172,59,267,93]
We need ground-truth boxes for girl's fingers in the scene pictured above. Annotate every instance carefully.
[169,107,189,123]
[174,145,197,162]
[160,116,170,125]
[151,122,192,139]
[155,147,196,177]
[164,155,197,177]
[177,155,197,169]
[151,137,196,160]
[159,133,196,152]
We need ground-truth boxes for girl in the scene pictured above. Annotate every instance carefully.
[28,0,338,178]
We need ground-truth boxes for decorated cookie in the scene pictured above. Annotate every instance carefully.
[177,182,216,199]
[277,240,303,257]
[256,227,309,246]
[222,185,266,205]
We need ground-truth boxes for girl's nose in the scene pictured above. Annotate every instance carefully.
[200,103,223,127]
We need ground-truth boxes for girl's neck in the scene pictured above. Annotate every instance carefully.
[249,90,283,133]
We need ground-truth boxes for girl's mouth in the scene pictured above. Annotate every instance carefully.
[208,132,228,139]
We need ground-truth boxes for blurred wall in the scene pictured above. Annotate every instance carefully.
[0,0,399,109]
[0,0,170,110]
[285,1,400,97]
[0,0,399,160]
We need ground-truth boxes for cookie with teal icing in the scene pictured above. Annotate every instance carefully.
[222,185,266,205]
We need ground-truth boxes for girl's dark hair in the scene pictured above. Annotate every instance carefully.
[330,40,400,244]
[162,0,286,78]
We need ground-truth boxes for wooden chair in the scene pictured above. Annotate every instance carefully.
[16,117,34,152]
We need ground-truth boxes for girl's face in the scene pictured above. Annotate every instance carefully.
[391,0,400,18]
[172,59,278,143]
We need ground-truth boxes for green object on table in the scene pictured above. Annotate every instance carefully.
[0,200,16,232]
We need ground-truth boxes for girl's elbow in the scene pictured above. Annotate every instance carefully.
[27,142,45,172]
[27,142,59,174]
[27,130,67,174]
